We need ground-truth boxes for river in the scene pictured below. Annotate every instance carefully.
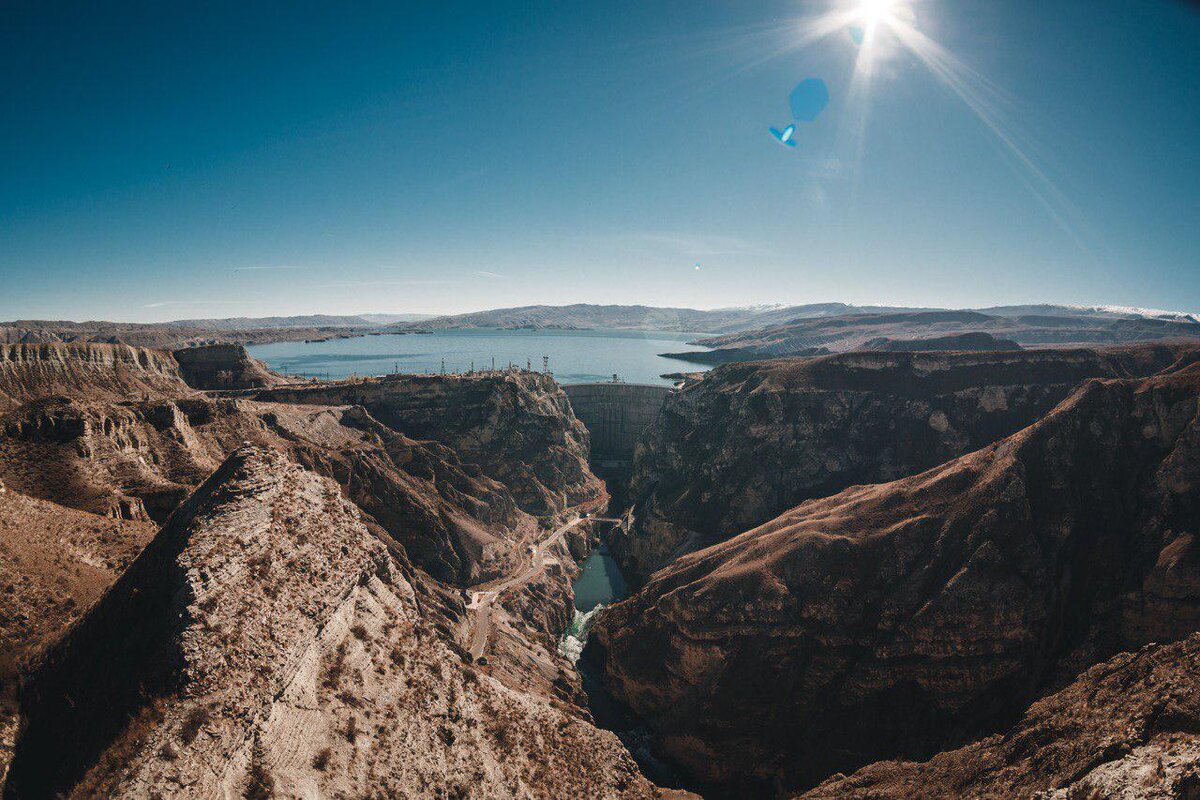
[248,328,714,386]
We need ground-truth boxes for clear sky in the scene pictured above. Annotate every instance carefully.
[2,0,1198,322]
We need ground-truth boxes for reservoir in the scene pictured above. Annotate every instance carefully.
[248,328,713,386]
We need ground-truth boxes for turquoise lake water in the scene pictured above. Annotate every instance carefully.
[248,328,714,386]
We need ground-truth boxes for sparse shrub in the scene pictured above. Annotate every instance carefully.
[439,725,456,746]
[179,706,212,744]
[343,715,359,743]
[350,623,368,641]
[311,747,332,771]
[322,643,348,689]
[243,742,274,800]
[336,690,362,708]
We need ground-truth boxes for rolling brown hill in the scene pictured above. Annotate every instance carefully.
[590,364,1200,795]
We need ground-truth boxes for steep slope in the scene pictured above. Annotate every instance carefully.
[255,371,607,520]
[802,634,1200,799]
[0,396,533,585]
[0,483,157,783]
[0,343,191,412]
[617,344,1199,579]
[3,447,680,799]
[172,343,285,389]
[589,367,1200,795]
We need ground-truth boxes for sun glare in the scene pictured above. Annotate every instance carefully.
[858,0,898,25]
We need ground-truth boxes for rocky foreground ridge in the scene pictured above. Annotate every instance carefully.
[616,343,1200,580]
[590,363,1200,794]
[0,343,648,795]
[4,447,674,799]
[801,634,1200,799]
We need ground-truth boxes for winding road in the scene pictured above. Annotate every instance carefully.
[466,515,619,661]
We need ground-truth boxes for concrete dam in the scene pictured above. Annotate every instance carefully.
[564,382,671,475]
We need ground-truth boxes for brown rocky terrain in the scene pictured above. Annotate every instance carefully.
[172,343,284,389]
[616,343,1200,580]
[254,371,607,521]
[3,447,683,799]
[0,343,192,412]
[589,364,1200,795]
[801,634,1200,799]
[0,482,158,783]
[0,395,541,585]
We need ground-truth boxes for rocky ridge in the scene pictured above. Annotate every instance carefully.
[590,365,1200,794]
[4,447,680,799]
[801,634,1200,799]
[616,343,1200,580]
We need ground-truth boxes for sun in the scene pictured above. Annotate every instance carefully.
[858,0,898,25]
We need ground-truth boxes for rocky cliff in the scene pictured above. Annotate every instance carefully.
[616,344,1199,579]
[801,634,1200,799]
[0,396,536,585]
[4,447,677,799]
[589,366,1200,795]
[255,371,607,520]
[172,343,284,390]
[0,343,190,412]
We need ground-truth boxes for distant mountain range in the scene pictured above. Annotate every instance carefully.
[3,303,1197,351]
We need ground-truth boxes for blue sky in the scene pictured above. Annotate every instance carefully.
[1,0,1198,322]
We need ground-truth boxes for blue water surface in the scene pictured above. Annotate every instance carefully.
[248,328,713,386]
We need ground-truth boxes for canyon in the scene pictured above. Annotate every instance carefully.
[4,331,1200,798]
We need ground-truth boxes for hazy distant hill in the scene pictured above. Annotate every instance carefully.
[693,309,1200,357]
[168,314,379,329]
[391,302,945,334]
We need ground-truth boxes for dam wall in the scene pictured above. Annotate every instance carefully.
[564,383,671,471]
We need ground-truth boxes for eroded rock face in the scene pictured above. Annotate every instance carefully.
[589,368,1200,795]
[616,344,1198,580]
[800,634,1200,800]
[172,343,284,390]
[0,396,533,585]
[3,447,679,800]
[0,343,191,412]
[256,371,608,520]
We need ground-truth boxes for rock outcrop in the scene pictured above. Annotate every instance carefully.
[256,371,607,520]
[589,366,1200,795]
[617,344,1199,579]
[801,634,1200,799]
[0,343,190,412]
[172,344,284,390]
[4,447,677,799]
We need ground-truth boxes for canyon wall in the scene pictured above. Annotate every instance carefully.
[255,371,607,520]
[0,343,190,411]
[172,343,284,390]
[616,344,1200,580]
[590,366,1200,794]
